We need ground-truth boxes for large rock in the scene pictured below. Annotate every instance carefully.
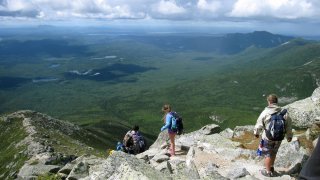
[285,87,320,128]
[149,131,169,150]
[171,160,200,180]
[226,166,250,179]
[198,124,221,135]
[86,151,170,180]
[151,154,170,163]
[275,139,308,171]
[233,125,255,138]
[67,161,89,179]
[197,162,228,180]
[219,128,234,139]
[17,164,60,179]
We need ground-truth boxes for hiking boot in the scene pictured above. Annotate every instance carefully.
[270,167,279,176]
[270,167,274,173]
[260,169,273,177]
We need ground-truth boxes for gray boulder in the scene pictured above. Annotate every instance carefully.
[151,154,170,163]
[17,164,60,179]
[220,128,234,139]
[198,163,228,180]
[91,151,170,180]
[226,166,250,179]
[171,160,200,180]
[285,87,320,128]
[67,161,89,179]
[149,131,169,150]
[275,139,308,171]
[154,161,172,174]
[233,126,255,138]
[198,124,221,135]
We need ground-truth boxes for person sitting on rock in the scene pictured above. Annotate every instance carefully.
[123,125,146,155]
[254,94,293,177]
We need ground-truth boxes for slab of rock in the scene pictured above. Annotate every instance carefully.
[17,164,60,179]
[233,125,255,138]
[275,140,308,170]
[285,87,320,128]
[199,124,221,135]
[172,160,200,180]
[220,128,234,139]
[152,154,170,163]
[226,166,250,179]
[154,161,172,174]
[87,151,170,180]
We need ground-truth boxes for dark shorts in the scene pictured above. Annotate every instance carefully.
[168,129,177,134]
[263,139,282,157]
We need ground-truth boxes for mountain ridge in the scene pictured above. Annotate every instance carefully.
[130,30,294,54]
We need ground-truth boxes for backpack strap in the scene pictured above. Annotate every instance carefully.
[280,109,287,116]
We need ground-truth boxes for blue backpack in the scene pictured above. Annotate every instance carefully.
[265,109,287,141]
[170,111,183,135]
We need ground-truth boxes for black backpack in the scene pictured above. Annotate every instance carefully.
[265,109,287,141]
[170,111,184,135]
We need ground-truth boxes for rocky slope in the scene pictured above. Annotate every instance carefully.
[0,110,107,179]
[0,87,319,180]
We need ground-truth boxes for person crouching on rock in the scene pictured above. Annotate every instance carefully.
[160,104,176,157]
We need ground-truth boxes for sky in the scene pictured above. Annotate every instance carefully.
[1,0,320,36]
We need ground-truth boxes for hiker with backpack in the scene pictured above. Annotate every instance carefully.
[160,104,183,157]
[123,125,146,155]
[254,94,293,177]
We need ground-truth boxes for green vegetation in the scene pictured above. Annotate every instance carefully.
[37,173,62,180]
[0,29,319,150]
[0,117,28,179]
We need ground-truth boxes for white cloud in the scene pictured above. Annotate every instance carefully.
[197,0,221,12]
[0,0,319,23]
[5,0,33,11]
[229,0,316,19]
[154,0,186,15]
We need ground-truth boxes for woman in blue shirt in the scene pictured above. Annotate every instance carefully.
[161,104,176,156]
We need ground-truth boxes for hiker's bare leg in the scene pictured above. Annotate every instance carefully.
[270,153,277,169]
[265,150,277,172]
[169,133,175,156]
[265,156,272,171]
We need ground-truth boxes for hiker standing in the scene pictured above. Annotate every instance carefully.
[254,94,293,177]
[160,104,176,157]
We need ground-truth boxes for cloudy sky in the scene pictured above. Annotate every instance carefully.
[1,0,320,36]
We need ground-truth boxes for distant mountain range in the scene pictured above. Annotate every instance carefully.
[132,31,294,54]
[0,30,293,58]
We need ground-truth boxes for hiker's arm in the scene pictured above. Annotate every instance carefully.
[161,114,171,131]
[285,113,293,141]
[254,112,265,137]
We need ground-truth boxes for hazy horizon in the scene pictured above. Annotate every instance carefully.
[1,0,320,37]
